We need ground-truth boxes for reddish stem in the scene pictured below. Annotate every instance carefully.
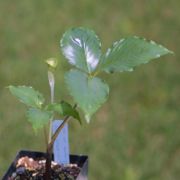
[44,148,52,180]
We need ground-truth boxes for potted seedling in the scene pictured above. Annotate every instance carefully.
[3,27,173,179]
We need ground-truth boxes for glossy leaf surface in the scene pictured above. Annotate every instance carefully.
[100,36,173,73]
[61,27,101,73]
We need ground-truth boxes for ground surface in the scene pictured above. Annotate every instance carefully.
[0,0,180,179]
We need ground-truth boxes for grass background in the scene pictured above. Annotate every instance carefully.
[0,0,179,179]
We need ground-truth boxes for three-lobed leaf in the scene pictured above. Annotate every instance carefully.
[47,101,81,124]
[27,108,53,132]
[8,86,45,108]
[65,69,109,122]
[60,27,101,73]
[8,28,173,130]
[99,36,173,73]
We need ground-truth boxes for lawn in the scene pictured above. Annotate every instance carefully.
[0,0,179,179]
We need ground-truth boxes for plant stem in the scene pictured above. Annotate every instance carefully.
[48,116,70,150]
[44,104,77,179]
[48,70,55,143]
[44,70,55,179]
[43,126,48,147]
[44,148,52,180]
[48,104,77,151]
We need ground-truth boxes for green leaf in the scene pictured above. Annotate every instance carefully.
[8,86,45,108]
[27,108,53,132]
[99,36,173,73]
[60,27,101,73]
[47,101,82,124]
[65,69,109,123]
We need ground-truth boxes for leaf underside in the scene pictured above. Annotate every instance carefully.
[65,69,109,122]
[27,108,53,132]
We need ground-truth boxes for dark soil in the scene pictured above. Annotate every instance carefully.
[8,156,81,180]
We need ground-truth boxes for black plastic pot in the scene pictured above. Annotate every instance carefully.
[2,150,88,180]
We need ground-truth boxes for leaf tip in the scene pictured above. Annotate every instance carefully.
[6,85,12,90]
[168,50,174,55]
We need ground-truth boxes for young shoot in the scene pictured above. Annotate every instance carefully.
[8,27,173,179]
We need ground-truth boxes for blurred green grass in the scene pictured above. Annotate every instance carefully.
[0,0,180,179]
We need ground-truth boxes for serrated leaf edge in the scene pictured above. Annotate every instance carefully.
[102,36,174,73]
